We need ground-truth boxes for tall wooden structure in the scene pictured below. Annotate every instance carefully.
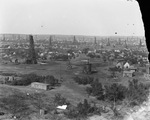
[106,38,110,46]
[124,40,128,48]
[28,35,37,64]
[94,37,97,44]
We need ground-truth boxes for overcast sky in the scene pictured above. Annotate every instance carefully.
[0,0,144,36]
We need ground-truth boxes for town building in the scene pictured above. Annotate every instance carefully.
[123,70,134,77]
[116,62,123,69]
[124,62,130,69]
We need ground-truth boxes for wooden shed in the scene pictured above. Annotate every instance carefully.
[31,82,51,90]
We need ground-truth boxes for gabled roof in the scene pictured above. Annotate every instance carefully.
[124,62,130,68]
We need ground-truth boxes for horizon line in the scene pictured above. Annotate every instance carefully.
[0,33,145,38]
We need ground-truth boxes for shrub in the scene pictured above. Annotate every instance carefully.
[9,73,59,86]
[65,99,101,119]
[53,93,70,106]
[64,106,78,119]
[126,79,150,106]
[104,83,127,104]
[73,76,94,85]
[86,79,104,100]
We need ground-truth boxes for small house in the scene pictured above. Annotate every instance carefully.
[129,66,137,72]
[11,58,19,64]
[31,82,51,90]
[124,62,130,69]
[116,62,123,69]
[123,70,134,77]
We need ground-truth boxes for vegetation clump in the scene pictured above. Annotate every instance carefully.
[65,99,101,119]
[6,73,59,86]
[73,76,94,85]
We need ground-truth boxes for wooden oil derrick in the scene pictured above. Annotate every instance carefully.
[73,36,78,44]
[106,38,110,46]
[139,39,142,48]
[94,37,97,45]
[82,59,92,74]
[28,35,37,64]
[124,40,128,48]
[49,35,52,46]
[49,35,53,50]
[3,34,5,41]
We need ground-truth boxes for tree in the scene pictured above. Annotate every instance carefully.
[53,93,70,106]
[105,84,127,108]
[86,79,104,100]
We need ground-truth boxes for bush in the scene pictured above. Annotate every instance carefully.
[86,79,104,100]
[53,93,70,106]
[9,73,59,86]
[43,75,59,86]
[104,83,127,103]
[73,76,94,85]
[64,106,78,119]
[65,99,101,119]
[126,79,150,106]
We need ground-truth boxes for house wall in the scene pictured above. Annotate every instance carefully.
[31,83,49,90]
[123,72,133,77]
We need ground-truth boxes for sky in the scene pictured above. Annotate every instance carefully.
[0,0,144,36]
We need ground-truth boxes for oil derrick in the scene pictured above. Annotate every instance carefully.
[124,40,128,48]
[139,39,142,48]
[106,38,110,46]
[49,35,52,50]
[2,34,5,41]
[73,36,78,44]
[28,35,37,64]
[82,59,92,74]
[94,37,97,44]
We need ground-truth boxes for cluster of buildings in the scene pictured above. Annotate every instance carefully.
[115,62,137,78]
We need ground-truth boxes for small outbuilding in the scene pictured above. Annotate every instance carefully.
[123,70,134,77]
[31,82,51,90]
[129,66,137,72]
[116,62,123,69]
[124,62,130,69]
